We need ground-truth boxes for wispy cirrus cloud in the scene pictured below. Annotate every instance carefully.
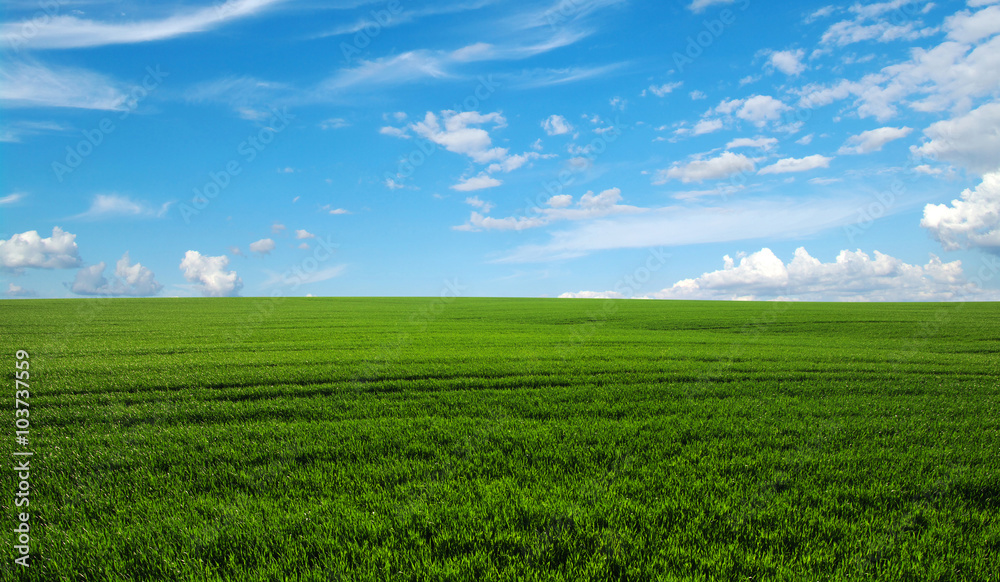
[69,194,173,221]
[0,58,130,110]
[497,195,873,263]
[2,0,288,50]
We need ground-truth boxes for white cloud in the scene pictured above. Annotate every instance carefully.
[6,283,37,298]
[465,196,495,213]
[736,95,791,127]
[411,110,508,163]
[692,118,724,135]
[487,151,550,173]
[943,4,1000,43]
[821,0,939,47]
[796,133,814,145]
[319,118,349,130]
[455,187,644,231]
[800,6,1000,120]
[454,212,548,231]
[498,196,871,263]
[542,114,573,136]
[329,208,351,215]
[0,227,81,270]
[647,247,985,301]
[768,49,807,75]
[922,170,1000,252]
[758,155,833,175]
[643,82,682,97]
[0,192,26,205]
[70,252,162,296]
[179,251,242,297]
[726,136,778,150]
[912,102,1000,174]
[379,125,409,138]
[688,0,739,13]
[806,5,836,23]
[384,178,404,190]
[271,223,286,234]
[656,152,755,184]
[249,238,276,255]
[838,126,913,154]
[452,174,503,191]
[690,90,707,100]
[1,0,285,49]
[509,64,626,89]
[559,290,626,299]
[295,229,316,240]
[809,177,842,185]
[0,59,130,110]
[70,194,171,220]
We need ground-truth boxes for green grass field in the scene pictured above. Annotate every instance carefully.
[1,297,998,581]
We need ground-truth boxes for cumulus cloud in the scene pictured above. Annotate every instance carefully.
[452,174,502,191]
[542,114,573,135]
[692,118,724,135]
[838,126,913,154]
[768,49,807,75]
[758,155,832,175]
[726,136,778,150]
[912,103,1000,174]
[643,82,682,97]
[465,196,495,213]
[648,247,988,301]
[295,229,315,239]
[179,251,242,297]
[800,6,1000,120]
[563,246,993,301]
[5,283,37,298]
[0,227,81,270]
[70,252,162,296]
[820,0,939,47]
[922,170,1000,252]
[249,238,276,255]
[411,110,508,163]
[655,152,755,184]
[734,95,791,127]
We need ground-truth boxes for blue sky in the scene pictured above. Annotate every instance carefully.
[2,0,999,300]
